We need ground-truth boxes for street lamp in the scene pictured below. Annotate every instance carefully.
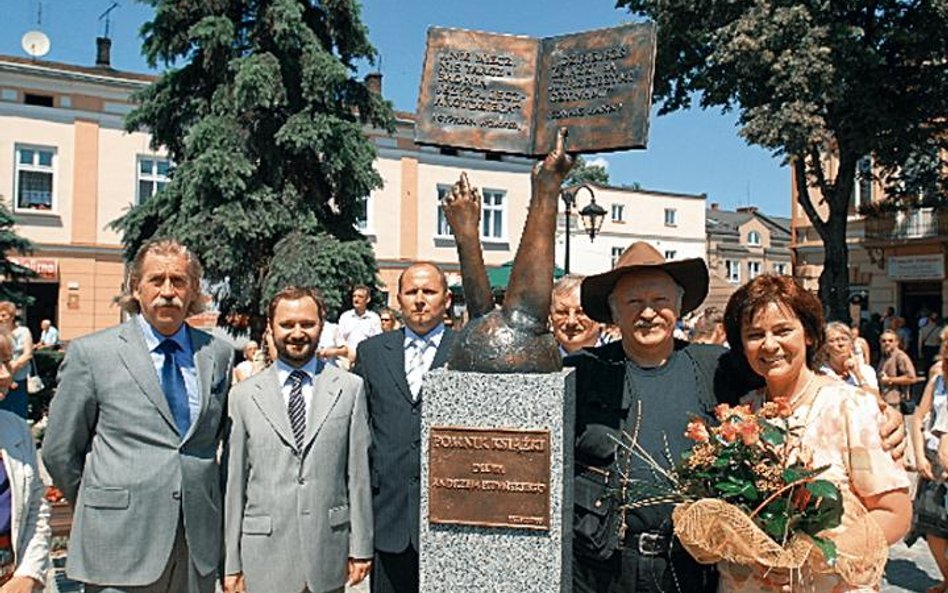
[560,184,607,273]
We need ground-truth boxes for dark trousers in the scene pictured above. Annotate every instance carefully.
[573,547,716,593]
[371,547,418,593]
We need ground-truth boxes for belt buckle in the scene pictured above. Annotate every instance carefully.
[637,532,664,557]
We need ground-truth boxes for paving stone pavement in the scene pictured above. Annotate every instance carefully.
[884,539,942,593]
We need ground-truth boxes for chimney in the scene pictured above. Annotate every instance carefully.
[710,202,719,211]
[95,37,112,68]
[365,72,382,96]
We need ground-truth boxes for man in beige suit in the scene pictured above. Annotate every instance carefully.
[224,286,372,593]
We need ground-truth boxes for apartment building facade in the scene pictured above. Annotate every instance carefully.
[555,183,707,277]
[705,204,792,311]
[791,154,947,326]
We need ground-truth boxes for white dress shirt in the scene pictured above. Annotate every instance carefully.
[275,357,324,418]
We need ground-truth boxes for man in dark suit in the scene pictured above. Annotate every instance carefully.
[43,238,234,593]
[354,262,455,593]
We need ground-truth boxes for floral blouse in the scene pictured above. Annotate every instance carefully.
[719,382,910,593]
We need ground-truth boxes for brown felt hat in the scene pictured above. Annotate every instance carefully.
[581,241,709,323]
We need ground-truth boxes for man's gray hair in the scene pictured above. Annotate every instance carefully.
[117,238,206,316]
[551,274,585,309]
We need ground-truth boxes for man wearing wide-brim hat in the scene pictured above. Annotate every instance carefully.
[567,241,746,593]
[566,241,903,593]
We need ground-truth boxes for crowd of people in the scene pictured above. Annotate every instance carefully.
[0,233,944,592]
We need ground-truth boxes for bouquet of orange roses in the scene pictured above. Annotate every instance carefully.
[669,401,844,569]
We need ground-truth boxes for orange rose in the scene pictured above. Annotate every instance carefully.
[685,419,710,442]
[739,420,761,446]
[717,420,740,443]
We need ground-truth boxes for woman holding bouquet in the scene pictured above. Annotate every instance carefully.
[719,274,911,592]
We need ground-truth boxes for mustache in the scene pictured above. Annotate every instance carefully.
[152,297,183,308]
[633,319,665,330]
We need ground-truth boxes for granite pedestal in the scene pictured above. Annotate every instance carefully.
[419,368,575,593]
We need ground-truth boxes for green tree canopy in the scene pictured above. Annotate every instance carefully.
[0,202,35,306]
[263,230,377,320]
[565,155,610,187]
[617,0,948,321]
[113,0,394,336]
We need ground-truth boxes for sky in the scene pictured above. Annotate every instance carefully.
[0,0,791,217]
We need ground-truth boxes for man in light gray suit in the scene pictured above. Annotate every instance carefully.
[224,285,372,593]
[43,238,234,593]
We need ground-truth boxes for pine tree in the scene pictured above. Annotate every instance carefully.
[114,0,394,336]
[0,201,36,305]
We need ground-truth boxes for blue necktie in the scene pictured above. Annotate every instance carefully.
[159,339,190,437]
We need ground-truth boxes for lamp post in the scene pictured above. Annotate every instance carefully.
[560,184,607,274]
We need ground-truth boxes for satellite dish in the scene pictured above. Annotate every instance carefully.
[21,31,51,58]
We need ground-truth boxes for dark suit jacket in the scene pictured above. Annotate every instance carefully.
[353,327,456,554]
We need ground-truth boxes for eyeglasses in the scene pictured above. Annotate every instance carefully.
[380,317,393,322]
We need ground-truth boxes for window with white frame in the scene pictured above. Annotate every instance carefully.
[748,261,761,279]
[725,260,740,283]
[773,262,788,275]
[664,208,677,226]
[664,249,677,260]
[481,189,506,240]
[355,194,373,233]
[611,246,624,268]
[436,185,453,237]
[15,145,56,211]
[611,203,624,222]
[851,155,873,210]
[747,230,761,246]
[137,156,171,205]
[436,185,507,240]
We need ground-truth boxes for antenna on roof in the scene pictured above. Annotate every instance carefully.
[99,2,120,39]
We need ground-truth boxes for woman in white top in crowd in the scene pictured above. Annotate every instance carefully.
[0,304,32,420]
[910,334,948,593]
[820,321,880,399]
[232,340,259,383]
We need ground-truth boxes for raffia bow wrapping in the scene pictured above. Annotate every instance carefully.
[672,492,888,588]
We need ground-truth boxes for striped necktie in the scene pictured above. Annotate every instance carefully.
[406,338,431,401]
[287,370,307,450]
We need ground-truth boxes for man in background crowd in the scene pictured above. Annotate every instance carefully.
[690,307,726,345]
[878,329,918,410]
[37,319,60,350]
[550,274,602,356]
[338,285,382,363]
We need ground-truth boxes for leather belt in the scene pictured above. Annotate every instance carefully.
[625,531,670,557]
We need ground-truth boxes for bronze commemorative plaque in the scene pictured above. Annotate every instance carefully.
[428,426,551,530]
[415,23,656,156]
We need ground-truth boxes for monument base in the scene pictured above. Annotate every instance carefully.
[420,368,575,593]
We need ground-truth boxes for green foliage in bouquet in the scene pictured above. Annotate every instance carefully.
[677,402,844,563]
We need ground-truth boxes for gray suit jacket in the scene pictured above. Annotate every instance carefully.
[224,363,372,593]
[42,318,234,586]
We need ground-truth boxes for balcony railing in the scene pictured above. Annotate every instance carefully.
[864,208,948,241]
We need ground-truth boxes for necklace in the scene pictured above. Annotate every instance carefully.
[767,372,818,410]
